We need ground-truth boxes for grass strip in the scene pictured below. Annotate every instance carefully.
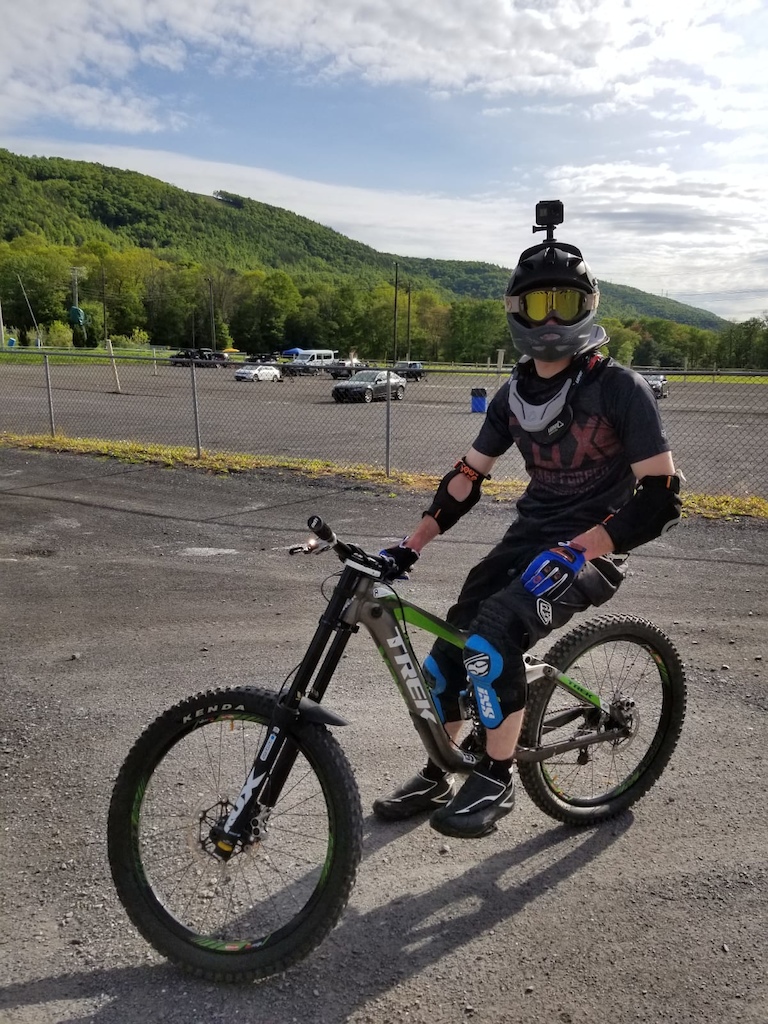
[1,431,767,521]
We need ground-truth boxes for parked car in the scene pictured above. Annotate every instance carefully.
[234,363,282,382]
[332,370,407,404]
[243,352,281,364]
[393,360,426,381]
[327,358,368,379]
[281,349,339,376]
[640,373,670,399]
[169,348,229,368]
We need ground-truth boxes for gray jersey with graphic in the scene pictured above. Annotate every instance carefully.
[473,357,671,540]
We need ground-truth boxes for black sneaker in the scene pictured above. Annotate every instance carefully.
[372,770,456,821]
[430,768,515,839]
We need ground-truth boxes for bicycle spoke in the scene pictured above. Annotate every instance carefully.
[136,717,332,944]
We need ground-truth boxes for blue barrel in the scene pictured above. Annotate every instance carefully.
[470,387,487,413]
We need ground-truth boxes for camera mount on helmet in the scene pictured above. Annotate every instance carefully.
[532,199,564,243]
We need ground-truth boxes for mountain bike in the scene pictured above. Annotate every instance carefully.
[108,516,687,983]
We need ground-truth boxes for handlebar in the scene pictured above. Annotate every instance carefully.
[288,515,400,580]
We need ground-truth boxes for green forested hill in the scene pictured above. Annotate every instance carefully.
[0,148,727,331]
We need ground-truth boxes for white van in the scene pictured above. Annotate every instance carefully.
[283,349,338,376]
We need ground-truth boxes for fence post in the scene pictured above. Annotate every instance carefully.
[190,360,202,457]
[495,348,506,391]
[43,354,56,437]
[106,338,122,393]
[385,368,391,476]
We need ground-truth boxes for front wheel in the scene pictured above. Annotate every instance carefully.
[394,385,405,401]
[517,615,686,825]
[363,389,373,403]
[108,687,363,982]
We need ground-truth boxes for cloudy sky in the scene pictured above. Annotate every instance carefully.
[2,0,767,321]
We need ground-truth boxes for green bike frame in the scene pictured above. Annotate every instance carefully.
[211,550,627,855]
[359,583,626,772]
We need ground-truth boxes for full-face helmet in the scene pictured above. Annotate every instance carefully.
[504,241,600,362]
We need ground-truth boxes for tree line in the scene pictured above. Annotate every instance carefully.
[1,234,766,368]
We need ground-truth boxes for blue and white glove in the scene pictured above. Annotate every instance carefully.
[521,543,586,601]
[379,539,419,580]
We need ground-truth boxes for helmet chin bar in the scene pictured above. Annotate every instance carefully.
[507,319,604,363]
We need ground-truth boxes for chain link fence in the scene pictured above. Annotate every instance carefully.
[1,351,767,497]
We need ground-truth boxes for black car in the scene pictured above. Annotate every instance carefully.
[281,361,321,377]
[640,373,669,399]
[393,360,426,381]
[244,352,281,364]
[332,370,407,403]
[169,348,229,368]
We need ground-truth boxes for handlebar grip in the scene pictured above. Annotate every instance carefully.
[307,515,335,543]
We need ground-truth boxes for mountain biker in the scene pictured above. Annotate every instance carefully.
[375,212,681,840]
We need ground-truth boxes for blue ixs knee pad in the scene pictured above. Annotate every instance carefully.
[423,654,449,723]
[463,634,504,729]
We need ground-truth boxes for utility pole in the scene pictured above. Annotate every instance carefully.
[406,283,412,361]
[71,266,85,308]
[207,278,216,351]
[0,292,5,347]
[392,262,399,364]
[101,265,108,345]
[70,266,87,344]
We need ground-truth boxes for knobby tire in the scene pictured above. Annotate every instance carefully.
[108,686,363,982]
[517,614,687,825]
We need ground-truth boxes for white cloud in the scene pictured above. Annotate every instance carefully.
[0,1,766,133]
[1,2,766,320]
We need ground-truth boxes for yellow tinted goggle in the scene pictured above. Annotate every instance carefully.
[504,289,597,324]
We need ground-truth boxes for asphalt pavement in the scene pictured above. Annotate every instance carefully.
[1,447,766,1024]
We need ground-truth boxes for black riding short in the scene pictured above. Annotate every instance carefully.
[425,524,623,722]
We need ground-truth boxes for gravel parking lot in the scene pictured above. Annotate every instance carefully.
[1,447,766,1024]
[1,361,767,496]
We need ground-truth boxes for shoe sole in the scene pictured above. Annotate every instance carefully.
[429,787,515,839]
[372,793,455,821]
[430,817,499,839]
[372,802,439,821]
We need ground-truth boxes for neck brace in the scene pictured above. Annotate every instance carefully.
[508,328,606,440]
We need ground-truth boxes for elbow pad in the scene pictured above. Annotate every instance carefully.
[423,459,489,534]
[602,474,682,553]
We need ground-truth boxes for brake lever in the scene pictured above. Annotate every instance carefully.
[288,536,333,556]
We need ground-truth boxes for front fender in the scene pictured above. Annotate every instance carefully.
[297,697,348,727]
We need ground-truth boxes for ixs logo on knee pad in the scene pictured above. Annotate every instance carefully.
[536,598,553,625]
[474,685,501,724]
[464,653,491,677]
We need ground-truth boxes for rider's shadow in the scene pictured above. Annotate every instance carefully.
[0,813,631,1024]
[309,811,632,1006]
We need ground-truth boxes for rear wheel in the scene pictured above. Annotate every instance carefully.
[108,686,363,982]
[518,615,686,825]
[394,385,405,400]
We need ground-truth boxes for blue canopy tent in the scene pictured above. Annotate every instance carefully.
[282,347,305,357]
